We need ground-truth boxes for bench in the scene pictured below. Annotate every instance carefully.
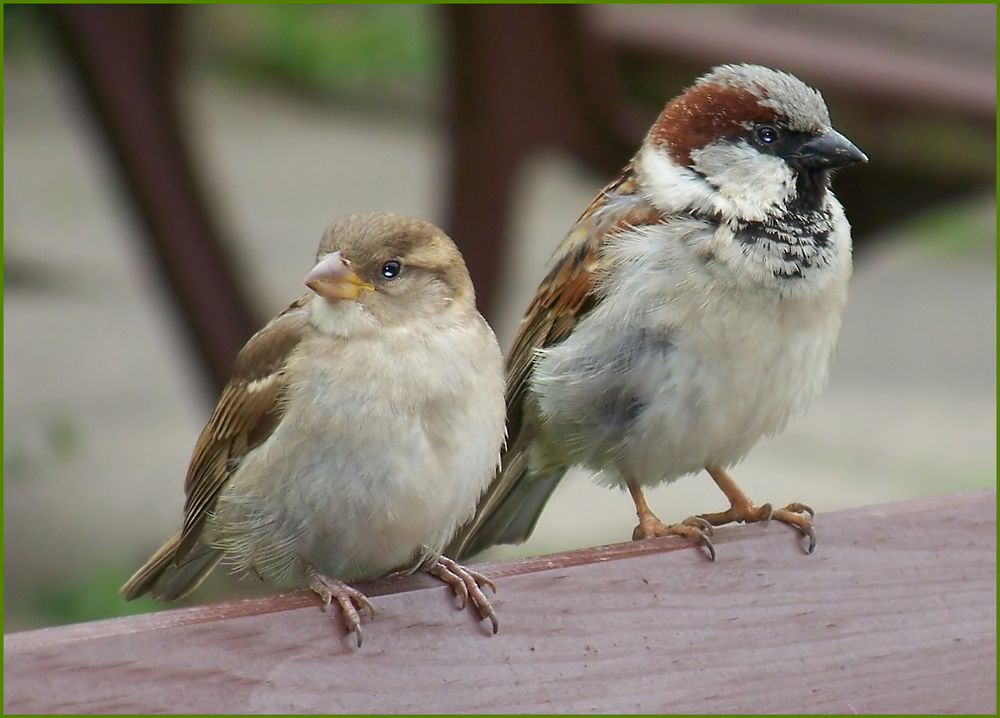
[5,490,996,713]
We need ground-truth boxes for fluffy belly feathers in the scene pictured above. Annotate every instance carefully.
[531,270,845,487]
[210,338,502,584]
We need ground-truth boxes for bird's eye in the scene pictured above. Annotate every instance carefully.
[381,260,402,279]
[755,126,780,144]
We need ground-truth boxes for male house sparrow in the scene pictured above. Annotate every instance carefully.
[121,212,506,646]
[447,64,867,561]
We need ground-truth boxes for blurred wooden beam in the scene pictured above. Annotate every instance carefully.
[45,5,259,396]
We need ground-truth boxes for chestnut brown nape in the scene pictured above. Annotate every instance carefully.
[648,82,777,168]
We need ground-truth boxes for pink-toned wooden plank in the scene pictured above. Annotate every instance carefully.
[4,490,996,714]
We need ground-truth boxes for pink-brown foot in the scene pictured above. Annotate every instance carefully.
[626,478,716,559]
[703,466,817,553]
[306,564,376,648]
[772,502,817,553]
[631,514,716,561]
[427,555,499,634]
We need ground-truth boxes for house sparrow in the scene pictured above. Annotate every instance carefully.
[446,64,867,561]
[121,212,506,647]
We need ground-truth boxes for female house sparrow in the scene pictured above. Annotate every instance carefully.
[447,64,867,561]
[121,212,506,646]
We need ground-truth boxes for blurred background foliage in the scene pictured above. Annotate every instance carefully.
[191,4,443,116]
[5,5,444,115]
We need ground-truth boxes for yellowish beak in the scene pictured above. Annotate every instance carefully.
[304,251,374,301]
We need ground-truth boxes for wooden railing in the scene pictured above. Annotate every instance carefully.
[4,489,995,713]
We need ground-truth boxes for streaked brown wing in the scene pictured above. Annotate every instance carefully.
[505,164,662,439]
[177,296,311,557]
[448,164,666,557]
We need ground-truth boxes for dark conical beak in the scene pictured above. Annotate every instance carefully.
[793,129,868,170]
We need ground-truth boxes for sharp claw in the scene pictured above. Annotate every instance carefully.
[804,526,818,554]
[485,609,499,635]
[358,597,377,619]
[702,535,717,562]
[684,516,715,560]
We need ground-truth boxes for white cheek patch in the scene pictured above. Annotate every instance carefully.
[635,146,719,216]
[690,142,796,221]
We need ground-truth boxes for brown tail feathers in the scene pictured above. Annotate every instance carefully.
[120,532,224,602]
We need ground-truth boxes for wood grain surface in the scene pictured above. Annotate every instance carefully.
[4,489,996,714]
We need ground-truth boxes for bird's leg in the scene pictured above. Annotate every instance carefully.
[628,478,716,560]
[305,564,376,648]
[698,465,817,553]
[426,555,499,634]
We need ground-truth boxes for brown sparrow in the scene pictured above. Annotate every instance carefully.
[447,64,867,561]
[121,212,506,646]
